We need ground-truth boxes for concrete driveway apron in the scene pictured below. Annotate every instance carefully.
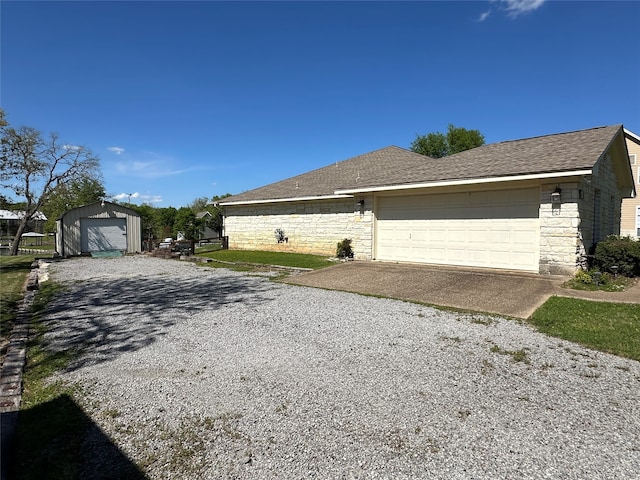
[286,261,568,319]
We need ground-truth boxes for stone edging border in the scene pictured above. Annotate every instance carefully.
[1,262,40,480]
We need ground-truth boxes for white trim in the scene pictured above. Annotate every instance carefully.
[624,128,640,144]
[335,170,593,195]
[220,194,353,206]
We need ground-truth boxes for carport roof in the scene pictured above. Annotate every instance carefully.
[220,125,624,205]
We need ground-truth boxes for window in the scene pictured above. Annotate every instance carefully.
[637,206,640,238]
[631,155,639,184]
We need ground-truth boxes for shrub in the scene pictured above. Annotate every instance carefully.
[573,269,593,285]
[336,238,353,259]
[592,236,640,277]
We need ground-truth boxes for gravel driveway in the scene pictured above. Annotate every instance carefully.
[41,256,639,479]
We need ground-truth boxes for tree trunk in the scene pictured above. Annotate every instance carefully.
[9,217,29,256]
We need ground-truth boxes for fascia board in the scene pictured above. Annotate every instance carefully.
[335,170,593,195]
[219,194,353,206]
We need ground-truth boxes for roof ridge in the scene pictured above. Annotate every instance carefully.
[491,124,621,146]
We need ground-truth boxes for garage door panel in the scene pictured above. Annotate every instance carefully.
[448,248,467,262]
[468,249,487,262]
[468,228,488,244]
[513,230,536,245]
[449,229,467,243]
[376,188,540,271]
[81,218,127,252]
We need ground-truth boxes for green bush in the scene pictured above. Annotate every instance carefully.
[573,269,593,285]
[336,238,353,259]
[592,235,640,277]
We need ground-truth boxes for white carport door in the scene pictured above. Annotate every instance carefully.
[376,188,540,271]
[81,218,127,252]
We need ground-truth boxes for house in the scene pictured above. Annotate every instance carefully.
[56,201,141,257]
[0,209,47,239]
[219,125,635,275]
[621,128,640,239]
[195,211,218,240]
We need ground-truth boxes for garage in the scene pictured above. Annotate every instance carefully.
[375,188,541,271]
[56,201,141,257]
[81,218,127,252]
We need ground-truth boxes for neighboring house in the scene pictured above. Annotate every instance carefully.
[0,209,47,239]
[220,125,635,275]
[56,201,141,257]
[196,211,218,239]
[621,128,640,239]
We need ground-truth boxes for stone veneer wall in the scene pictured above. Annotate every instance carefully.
[538,182,582,275]
[223,196,374,259]
[538,153,623,275]
[583,153,623,246]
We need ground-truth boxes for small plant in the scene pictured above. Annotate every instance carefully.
[489,343,530,364]
[274,228,287,243]
[563,268,631,292]
[573,269,593,285]
[470,315,494,326]
[480,359,494,374]
[336,238,353,259]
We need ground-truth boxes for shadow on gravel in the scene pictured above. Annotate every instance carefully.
[42,271,275,371]
[9,394,148,480]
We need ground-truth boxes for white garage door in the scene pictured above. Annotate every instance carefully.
[81,218,127,252]
[376,188,540,271]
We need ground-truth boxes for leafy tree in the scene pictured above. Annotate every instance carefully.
[185,194,232,239]
[41,176,105,233]
[128,203,158,249]
[0,193,12,209]
[0,110,101,255]
[209,193,232,238]
[156,206,178,239]
[174,207,198,240]
[188,196,211,213]
[411,124,485,158]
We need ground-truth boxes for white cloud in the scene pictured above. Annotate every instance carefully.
[108,146,125,155]
[114,152,190,179]
[498,0,546,17]
[478,9,492,22]
[139,194,164,204]
[113,192,140,201]
[62,144,81,151]
[482,0,546,20]
[111,192,163,204]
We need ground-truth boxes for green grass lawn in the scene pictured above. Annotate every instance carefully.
[529,296,640,361]
[199,249,334,270]
[0,254,37,340]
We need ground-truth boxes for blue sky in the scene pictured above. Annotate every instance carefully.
[2,0,639,208]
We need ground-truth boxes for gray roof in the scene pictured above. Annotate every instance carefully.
[0,209,48,221]
[221,125,623,204]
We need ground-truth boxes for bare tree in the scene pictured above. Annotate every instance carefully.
[1,111,101,255]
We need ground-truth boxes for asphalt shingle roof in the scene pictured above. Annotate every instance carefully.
[221,125,622,204]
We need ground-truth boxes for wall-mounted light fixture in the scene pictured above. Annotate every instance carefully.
[101,199,105,208]
[551,186,562,203]
[357,199,365,208]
